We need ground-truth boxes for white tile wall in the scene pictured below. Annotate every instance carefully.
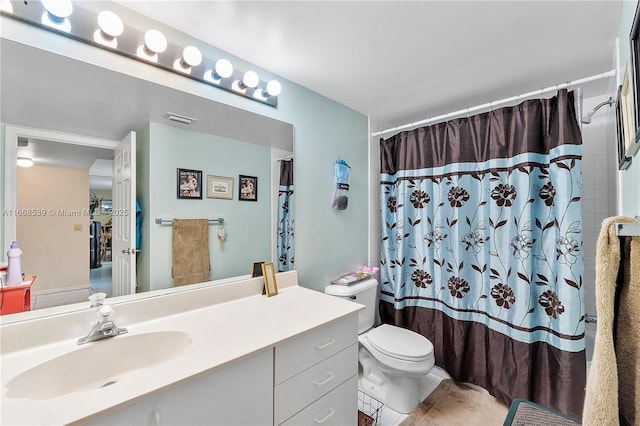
[580,94,618,317]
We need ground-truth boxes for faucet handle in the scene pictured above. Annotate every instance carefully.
[97,305,114,321]
[88,292,107,307]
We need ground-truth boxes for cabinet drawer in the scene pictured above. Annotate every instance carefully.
[280,375,357,426]
[275,314,357,384]
[275,344,358,425]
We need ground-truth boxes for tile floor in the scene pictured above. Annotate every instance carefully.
[30,262,112,310]
[359,366,490,426]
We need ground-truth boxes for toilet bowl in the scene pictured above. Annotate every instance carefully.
[324,279,435,414]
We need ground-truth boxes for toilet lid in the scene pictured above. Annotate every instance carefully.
[366,324,433,361]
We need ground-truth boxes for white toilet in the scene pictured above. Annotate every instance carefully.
[325,278,435,414]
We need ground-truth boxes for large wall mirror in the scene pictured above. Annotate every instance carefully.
[1,38,294,322]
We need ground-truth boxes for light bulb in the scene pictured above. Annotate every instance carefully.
[94,11,123,48]
[42,0,73,20]
[17,157,34,167]
[144,29,167,54]
[0,0,14,14]
[265,80,282,97]
[182,46,202,67]
[98,11,123,38]
[215,59,234,79]
[41,0,72,32]
[137,29,167,62]
[242,71,259,89]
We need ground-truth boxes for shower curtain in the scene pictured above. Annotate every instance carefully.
[379,90,586,418]
[277,159,294,272]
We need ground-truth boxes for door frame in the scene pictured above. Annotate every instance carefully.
[3,124,120,260]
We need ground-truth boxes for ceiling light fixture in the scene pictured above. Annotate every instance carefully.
[41,0,73,32]
[166,112,197,125]
[174,45,202,74]
[17,157,34,167]
[137,29,167,62]
[94,10,123,48]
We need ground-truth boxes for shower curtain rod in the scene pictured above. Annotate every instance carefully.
[372,69,616,137]
[275,154,294,162]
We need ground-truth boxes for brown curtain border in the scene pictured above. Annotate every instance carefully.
[380,90,581,174]
[380,301,586,420]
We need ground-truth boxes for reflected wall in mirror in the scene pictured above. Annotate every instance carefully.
[1,38,294,320]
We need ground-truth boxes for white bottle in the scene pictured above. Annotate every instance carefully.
[6,241,23,285]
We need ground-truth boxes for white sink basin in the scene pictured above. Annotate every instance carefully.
[6,331,192,400]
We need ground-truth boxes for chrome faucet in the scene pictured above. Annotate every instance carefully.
[78,304,128,345]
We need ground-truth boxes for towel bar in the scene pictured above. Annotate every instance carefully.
[155,217,224,225]
[614,222,640,237]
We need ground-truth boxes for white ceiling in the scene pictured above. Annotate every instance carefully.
[117,1,624,129]
[1,0,625,184]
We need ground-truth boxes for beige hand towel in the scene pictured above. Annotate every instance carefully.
[171,219,210,286]
[583,216,639,426]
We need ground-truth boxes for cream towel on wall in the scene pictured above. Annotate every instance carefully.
[583,216,639,426]
[171,219,211,286]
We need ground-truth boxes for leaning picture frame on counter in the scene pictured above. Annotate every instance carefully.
[252,261,265,278]
[261,262,278,297]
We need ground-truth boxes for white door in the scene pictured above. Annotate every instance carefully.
[112,131,136,297]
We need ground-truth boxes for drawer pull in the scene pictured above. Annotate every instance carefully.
[313,408,335,424]
[313,372,335,386]
[314,337,336,350]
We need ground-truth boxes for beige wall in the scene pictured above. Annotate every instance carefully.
[17,165,89,294]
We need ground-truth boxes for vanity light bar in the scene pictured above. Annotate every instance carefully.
[1,1,281,107]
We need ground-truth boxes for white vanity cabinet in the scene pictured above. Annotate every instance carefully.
[87,314,359,426]
[274,314,359,425]
[86,348,273,426]
[1,277,365,426]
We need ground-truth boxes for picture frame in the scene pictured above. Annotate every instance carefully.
[207,175,234,199]
[621,61,637,158]
[239,175,258,201]
[630,1,640,134]
[177,168,203,199]
[616,85,633,170]
[252,261,265,278]
[261,262,278,297]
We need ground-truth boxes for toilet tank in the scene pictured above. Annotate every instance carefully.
[325,278,378,334]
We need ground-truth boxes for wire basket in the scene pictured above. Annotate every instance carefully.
[358,390,384,426]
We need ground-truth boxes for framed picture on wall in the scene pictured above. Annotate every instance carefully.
[206,175,233,199]
[630,1,640,134]
[177,168,203,199]
[239,175,258,201]
[621,61,637,157]
[616,85,633,170]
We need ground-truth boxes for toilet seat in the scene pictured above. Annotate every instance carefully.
[365,324,433,362]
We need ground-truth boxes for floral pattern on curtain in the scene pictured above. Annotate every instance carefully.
[277,159,294,272]
[379,90,586,418]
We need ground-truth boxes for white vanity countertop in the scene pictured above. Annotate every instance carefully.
[0,273,363,425]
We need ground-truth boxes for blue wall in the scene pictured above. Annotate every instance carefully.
[137,122,272,292]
